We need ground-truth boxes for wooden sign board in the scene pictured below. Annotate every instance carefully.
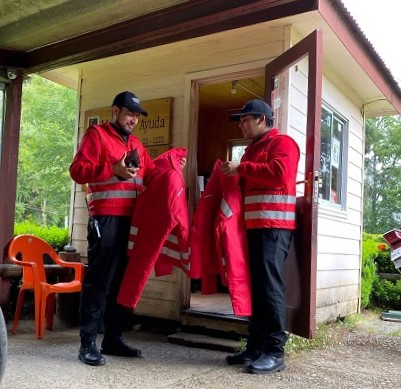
[146,145,170,159]
[84,97,173,146]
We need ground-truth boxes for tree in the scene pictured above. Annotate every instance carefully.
[364,115,401,233]
[16,75,76,227]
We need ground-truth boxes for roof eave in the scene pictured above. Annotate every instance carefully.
[319,0,401,115]
[18,0,319,73]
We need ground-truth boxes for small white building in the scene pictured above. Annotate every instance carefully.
[1,0,400,338]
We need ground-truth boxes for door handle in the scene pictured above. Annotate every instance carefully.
[298,171,320,203]
[312,170,320,203]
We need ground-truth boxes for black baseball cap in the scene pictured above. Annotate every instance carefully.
[112,91,148,117]
[229,99,274,121]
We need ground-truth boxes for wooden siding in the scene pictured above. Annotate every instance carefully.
[70,23,287,321]
[287,56,363,323]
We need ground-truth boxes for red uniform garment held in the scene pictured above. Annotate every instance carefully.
[189,161,222,294]
[69,122,155,217]
[117,148,189,309]
[190,160,252,316]
[238,128,300,230]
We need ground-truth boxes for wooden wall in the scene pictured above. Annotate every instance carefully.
[197,109,241,176]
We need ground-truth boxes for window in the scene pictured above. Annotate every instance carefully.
[228,139,250,162]
[319,106,347,207]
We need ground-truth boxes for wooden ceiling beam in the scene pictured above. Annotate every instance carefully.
[24,0,316,72]
[0,49,27,69]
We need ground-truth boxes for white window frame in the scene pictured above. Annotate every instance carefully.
[227,138,250,162]
[318,103,348,211]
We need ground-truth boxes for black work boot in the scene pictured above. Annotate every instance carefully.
[226,349,261,365]
[78,338,106,366]
[246,353,286,374]
[100,336,142,357]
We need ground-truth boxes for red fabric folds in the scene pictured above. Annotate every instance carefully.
[117,148,189,309]
[190,160,252,316]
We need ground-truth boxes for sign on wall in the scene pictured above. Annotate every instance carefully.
[84,97,173,150]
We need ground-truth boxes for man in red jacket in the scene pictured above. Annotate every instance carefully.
[221,99,300,374]
[70,91,155,366]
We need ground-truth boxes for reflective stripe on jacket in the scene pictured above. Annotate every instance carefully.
[86,176,145,216]
[238,128,300,230]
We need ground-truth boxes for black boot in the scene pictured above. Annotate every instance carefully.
[100,336,142,357]
[246,353,286,374]
[78,338,106,366]
[226,349,261,365]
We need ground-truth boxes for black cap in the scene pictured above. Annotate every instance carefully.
[229,99,273,121]
[112,91,148,117]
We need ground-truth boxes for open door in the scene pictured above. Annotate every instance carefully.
[265,30,323,338]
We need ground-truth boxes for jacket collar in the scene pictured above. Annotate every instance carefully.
[252,128,279,144]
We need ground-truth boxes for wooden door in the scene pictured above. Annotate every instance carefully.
[265,29,323,338]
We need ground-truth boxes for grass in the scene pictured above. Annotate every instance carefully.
[235,337,247,353]
[387,329,401,337]
[334,313,363,330]
[285,324,336,356]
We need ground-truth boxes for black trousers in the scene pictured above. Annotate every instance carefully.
[247,228,293,357]
[79,216,131,341]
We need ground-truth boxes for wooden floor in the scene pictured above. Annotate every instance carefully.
[189,292,234,316]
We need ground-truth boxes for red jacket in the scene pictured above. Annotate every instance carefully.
[190,160,252,316]
[117,148,189,309]
[69,122,155,217]
[238,128,300,230]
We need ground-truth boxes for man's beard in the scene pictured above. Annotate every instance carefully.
[116,120,134,135]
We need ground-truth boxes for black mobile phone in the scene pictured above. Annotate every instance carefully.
[124,148,140,168]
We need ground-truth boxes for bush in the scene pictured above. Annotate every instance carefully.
[14,221,69,251]
[361,234,380,308]
[371,278,401,310]
[375,249,397,274]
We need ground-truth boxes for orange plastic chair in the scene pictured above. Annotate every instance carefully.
[7,234,85,339]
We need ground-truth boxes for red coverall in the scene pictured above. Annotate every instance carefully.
[190,160,252,316]
[117,148,190,309]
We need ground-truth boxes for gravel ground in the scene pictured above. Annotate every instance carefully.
[1,311,400,389]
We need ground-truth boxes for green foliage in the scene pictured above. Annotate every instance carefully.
[14,221,69,251]
[362,232,396,274]
[361,233,401,309]
[235,337,247,352]
[371,278,401,310]
[364,116,401,233]
[375,250,397,274]
[285,324,334,355]
[361,234,380,308]
[17,75,76,227]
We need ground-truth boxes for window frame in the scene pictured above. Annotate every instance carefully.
[227,138,250,162]
[318,102,349,211]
